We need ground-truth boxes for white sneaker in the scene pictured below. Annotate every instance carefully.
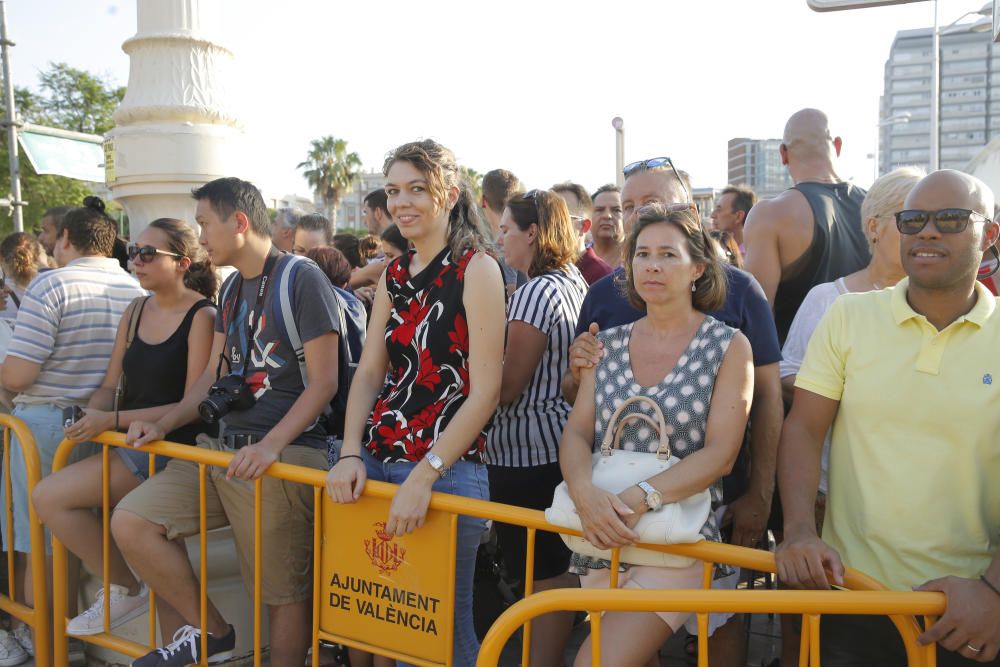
[67,583,150,636]
[0,630,27,667]
[11,625,31,658]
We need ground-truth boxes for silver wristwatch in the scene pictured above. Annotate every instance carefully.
[636,481,663,511]
[425,452,447,477]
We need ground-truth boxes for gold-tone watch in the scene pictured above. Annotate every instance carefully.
[636,481,663,511]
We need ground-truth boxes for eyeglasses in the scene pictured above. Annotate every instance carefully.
[523,189,541,200]
[622,157,691,202]
[127,244,185,263]
[894,208,992,235]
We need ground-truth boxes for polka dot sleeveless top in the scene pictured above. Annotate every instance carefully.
[593,315,735,543]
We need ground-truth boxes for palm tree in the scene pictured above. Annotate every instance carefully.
[297,136,362,228]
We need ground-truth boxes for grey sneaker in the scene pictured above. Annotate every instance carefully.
[10,625,30,658]
[0,630,28,667]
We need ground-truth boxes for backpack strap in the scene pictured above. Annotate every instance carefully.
[274,254,309,386]
[218,271,240,334]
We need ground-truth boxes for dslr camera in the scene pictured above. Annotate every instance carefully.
[198,375,256,424]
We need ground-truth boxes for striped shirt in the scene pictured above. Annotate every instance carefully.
[486,264,588,467]
[5,256,145,406]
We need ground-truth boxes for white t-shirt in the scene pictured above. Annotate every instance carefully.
[779,277,850,493]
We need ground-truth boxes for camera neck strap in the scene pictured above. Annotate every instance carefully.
[223,249,281,377]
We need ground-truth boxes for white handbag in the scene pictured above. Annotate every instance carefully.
[545,395,712,567]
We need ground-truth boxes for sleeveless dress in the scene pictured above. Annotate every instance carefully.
[364,246,490,463]
[570,314,736,576]
[117,298,215,478]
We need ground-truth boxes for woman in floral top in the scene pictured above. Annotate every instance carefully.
[326,139,505,667]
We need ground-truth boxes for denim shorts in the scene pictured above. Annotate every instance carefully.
[362,449,489,667]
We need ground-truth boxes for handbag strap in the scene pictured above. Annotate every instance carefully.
[125,296,150,348]
[599,394,671,460]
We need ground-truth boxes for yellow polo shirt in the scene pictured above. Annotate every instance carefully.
[796,278,1000,591]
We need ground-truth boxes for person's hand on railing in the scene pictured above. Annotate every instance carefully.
[722,492,769,548]
[125,420,165,447]
[916,575,1000,662]
[568,480,639,550]
[326,455,367,503]
[775,531,845,589]
[226,440,281,481]
[384,464,436,536]
[63,408,115,442]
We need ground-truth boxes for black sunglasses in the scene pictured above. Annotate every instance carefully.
[894,208,992,235]
[127,244,184,263]
[622,157,691,201]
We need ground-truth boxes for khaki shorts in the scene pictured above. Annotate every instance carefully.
[116,435,328,606]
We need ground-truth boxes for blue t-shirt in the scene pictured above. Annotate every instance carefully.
[574,265,781,367]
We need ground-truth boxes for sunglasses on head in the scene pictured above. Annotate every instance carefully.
[622,157,691,201]
[894,208,992,235]
[127,244,184,263]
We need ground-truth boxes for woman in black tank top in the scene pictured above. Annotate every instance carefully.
[32,218,218,639]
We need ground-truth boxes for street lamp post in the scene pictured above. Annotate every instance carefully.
[930,0,993,172]
[612,116,624,188]
[875,111,911,181]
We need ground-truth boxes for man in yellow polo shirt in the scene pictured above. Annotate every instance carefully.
[776,169,1000,666]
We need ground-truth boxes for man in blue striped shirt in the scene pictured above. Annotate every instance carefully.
[0,200,144,646]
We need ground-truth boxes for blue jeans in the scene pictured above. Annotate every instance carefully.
[362,450,489,667]
[1,403,67,553]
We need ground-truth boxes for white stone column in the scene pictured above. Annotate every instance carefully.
[106,0,243,238]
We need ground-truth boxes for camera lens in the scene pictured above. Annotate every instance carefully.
[198,399,222,424]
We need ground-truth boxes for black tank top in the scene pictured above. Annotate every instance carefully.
[773,181,869,345]
[121,298,216,444]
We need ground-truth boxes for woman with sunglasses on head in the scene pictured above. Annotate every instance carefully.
[32,218,217,639]
[487,188,589,665]
[326,139,505,667]
[559,203,753,667]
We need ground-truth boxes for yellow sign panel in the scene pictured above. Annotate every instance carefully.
[321,494,456,666]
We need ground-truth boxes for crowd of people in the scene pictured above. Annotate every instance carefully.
[0,107,994,667]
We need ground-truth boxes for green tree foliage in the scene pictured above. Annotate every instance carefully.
[0,63,124,235]
[297,136,362,228]
[458,165,483,204]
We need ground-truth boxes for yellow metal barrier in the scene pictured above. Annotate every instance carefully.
[46,432,950,667]
[476,589,947,667]
[0,413,51,667]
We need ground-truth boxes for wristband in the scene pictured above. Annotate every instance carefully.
[981,575,1000,600]
[338,454,364,464]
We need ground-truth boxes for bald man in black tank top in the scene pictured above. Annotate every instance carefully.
[743,108,870,346]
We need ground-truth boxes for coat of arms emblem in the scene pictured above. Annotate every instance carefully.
[365,521,406,575]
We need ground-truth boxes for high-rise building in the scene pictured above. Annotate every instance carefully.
[334,170,387,231]
[879,23,1000,175]
[727,138,793,200]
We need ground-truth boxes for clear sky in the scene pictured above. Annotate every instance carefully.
[8,0,994,199]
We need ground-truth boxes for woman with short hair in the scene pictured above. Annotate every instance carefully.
[560,203,754,667]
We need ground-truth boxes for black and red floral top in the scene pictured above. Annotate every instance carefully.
[364,246,491,464]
